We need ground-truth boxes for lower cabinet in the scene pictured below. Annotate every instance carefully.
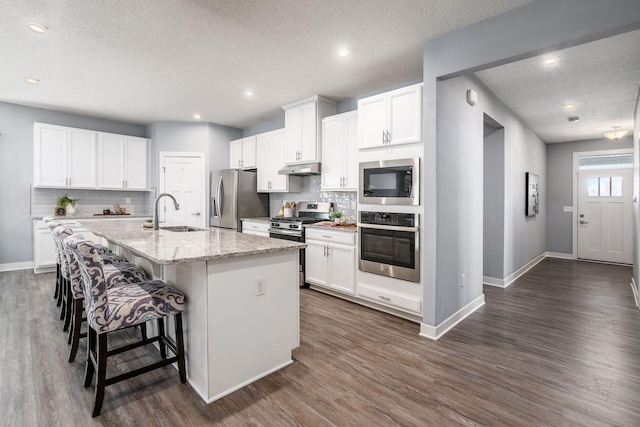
[305,229,355,295]
[33,219,105,273]
[241,220,269,237]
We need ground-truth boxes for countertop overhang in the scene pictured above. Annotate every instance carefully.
[79,219,306,265]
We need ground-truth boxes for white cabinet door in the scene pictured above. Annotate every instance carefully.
[343,112,358,190]
[230,138,243,169]
[321,115,344,190]
[270,130,289,191]
[284,107,302,164]
[299,101,318,163]
[256,129,298,193]
[33,124,68,187]
[98,133,125,189]
[256,133,271,192]
[34,226,56,270]
[242,136,257,169]
[387,84,422,146]
[242,220,269,237]
[357,94,386,149]
[124,136,148,189]
[305,240,328,286]
[67,128,97,188]
[327,244,356,295]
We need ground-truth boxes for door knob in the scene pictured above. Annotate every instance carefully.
[579,220,588,224]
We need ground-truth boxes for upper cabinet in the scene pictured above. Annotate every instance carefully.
[229,136,257,169]
[283,95,336,165]
[358,83,423,149]
[33,122,149,191]
[321,111,358,191]
[97,133,149,190]
[33,123,97,188]
[256,129,301,193]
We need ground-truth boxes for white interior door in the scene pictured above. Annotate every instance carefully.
[160,153,205,227]
[577,169,633,264]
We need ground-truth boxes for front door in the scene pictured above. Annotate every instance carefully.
[577,169,633,264]
[160,154,205,228]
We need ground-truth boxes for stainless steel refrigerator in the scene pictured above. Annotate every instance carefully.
[210,169,269,231]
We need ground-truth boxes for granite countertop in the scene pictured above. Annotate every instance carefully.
[306,221,357,233]
[240,217,272,223]
[79,219,305,265]
[32,214,152,220]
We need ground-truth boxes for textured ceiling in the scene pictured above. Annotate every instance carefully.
[0,0,531,129]
[475,30,640,143]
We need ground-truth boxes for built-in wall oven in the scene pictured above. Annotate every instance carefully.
[358,211,420,283]
[359,157,420,205]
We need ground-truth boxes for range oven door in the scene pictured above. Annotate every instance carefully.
[359,157,420,206]
[268,229,305,287]
[358,224,420,282]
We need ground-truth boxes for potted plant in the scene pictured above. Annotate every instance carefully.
[330,211,344,224]
[57,194,79,214]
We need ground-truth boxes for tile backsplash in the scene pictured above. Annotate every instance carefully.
[31,187,155,217]
[268,176,357,219]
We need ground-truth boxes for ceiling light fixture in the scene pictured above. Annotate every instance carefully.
[603,125,629,142]
[336,47,350,57]
[568,116,580,122]
[244,91,254,97]
[565,103,576,109]
[193,114,202,119]
[543,57,558,65]
[27,22,47,33]
[25,77,40,84]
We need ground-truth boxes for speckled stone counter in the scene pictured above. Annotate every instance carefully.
[78,219,305,265]
[306,221,358,234]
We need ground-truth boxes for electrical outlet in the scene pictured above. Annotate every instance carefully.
[460,273,465,288]
[255,277,265,296]
[126,197,131,204]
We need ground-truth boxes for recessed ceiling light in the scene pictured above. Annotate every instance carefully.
[244,90,254,97]
[336,47,350,57]
[565,103,576,109]
[568,116,580,122]
[193,114,202,119]
[25,77,40,84]
[27,22,47,33]
[544,57,558,65]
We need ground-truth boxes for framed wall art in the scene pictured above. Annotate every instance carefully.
[526,172,539,217]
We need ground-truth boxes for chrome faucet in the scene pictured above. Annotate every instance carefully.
[153,193,180,230]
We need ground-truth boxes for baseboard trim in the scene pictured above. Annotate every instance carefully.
[483,276,505,288]
[631,277,639,309]
[0,261,34,273]
[483,253,547,289]
[419,294,485,341]
[545,251,574,260]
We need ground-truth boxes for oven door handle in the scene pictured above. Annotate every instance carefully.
[358,223,419,232]
[268,228,303,237]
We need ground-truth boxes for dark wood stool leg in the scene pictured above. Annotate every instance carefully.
[139,322,147,340]
[92,333,108,417]
[175,313,186,383]
[54,263,61,301]
[84,327,96,388]
[59,277,67,320]
[157,318,167,359]
[62,278,73,331]
[68,298,83,362]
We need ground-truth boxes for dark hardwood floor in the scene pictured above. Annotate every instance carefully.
[1,258,639,426]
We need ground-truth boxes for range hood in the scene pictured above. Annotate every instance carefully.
[278,162,321,176]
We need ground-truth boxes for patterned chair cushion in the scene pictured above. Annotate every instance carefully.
[65,236,184,334]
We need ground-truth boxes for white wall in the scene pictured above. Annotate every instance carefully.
[483,125,505,279]
[633,90,640,299]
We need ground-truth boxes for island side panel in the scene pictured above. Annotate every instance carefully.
[206,250,300,402]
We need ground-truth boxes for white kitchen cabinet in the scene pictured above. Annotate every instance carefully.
[229,136,257,169]
[305,228,355,295]
[97,133,149,190]
[256,129,301,193]
[33,123,97,188]
[358,83,423,149]
[241,220,269,237]
[321,111,358,191]
[33,219,104,273]
[283,96,335,165]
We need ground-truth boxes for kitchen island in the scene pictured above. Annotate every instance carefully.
[79,219,305,404]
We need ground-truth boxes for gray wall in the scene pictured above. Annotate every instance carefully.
[422,0,640,327]
[0,101,146,266]
[483,126,505,279]
[546,137,633,254]
[634,89,640,299]
[147,121,241,223]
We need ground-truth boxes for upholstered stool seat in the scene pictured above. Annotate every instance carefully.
[66,235,186,417]
[57,227,146,362]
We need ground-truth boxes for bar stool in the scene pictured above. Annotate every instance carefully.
[66,235,186,417]
[57,227,147,362]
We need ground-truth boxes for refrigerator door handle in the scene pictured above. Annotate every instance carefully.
[216,175,223,218]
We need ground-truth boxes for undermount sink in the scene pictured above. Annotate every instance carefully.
[161,226,207,232]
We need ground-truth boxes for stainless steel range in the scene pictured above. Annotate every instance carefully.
[269,201,333,286]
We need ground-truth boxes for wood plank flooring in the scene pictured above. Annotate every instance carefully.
[1,258,639,426]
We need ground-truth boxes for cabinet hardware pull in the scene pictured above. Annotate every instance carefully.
[382,130,385,144]
[386,130,391,144]
[378,295,391,301]
[322,235,332,239]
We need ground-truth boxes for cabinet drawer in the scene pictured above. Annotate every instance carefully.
[242,221,269,234]
[357,283,422,315]
[305,228,355,246]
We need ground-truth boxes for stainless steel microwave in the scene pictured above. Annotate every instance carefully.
[359,158,420,205]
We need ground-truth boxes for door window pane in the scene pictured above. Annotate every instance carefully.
[611,176,623,197]
[599,177,610,196]
[588,177,599,196]
[579,154,633,170]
